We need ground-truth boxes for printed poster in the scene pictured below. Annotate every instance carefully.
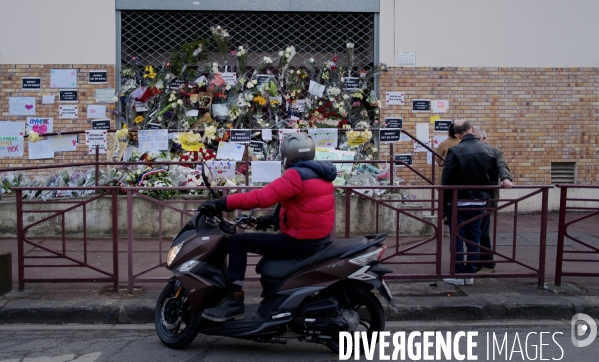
[85,130,107,154]
[251,161,282,183]
[9,97,36,116]
[204,160,236,180]
[308,128,338,149]
[0,136,24,157]
[50,69,77,88]
[385,92,404,106]
[26,117,53,134]
[59,105,79,119]
[138,129,168,153]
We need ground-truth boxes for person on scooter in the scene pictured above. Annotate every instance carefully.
[201,132,338,322]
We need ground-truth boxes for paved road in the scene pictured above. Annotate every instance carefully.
[0,321,596,361]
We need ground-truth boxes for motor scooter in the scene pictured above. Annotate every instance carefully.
[155,163,395,351]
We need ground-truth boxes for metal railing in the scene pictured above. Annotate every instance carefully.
[554,184,599,286]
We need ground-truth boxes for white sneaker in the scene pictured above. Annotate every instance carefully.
[443,278,474,286]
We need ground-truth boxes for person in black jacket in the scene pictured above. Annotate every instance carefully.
[441,119,512,286]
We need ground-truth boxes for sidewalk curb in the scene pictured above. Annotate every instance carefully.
[0,295,593,324]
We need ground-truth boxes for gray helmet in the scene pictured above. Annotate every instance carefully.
[280,132,315,168]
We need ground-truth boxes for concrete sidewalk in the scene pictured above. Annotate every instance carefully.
[0,213,598,324]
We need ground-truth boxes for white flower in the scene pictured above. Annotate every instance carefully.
[157,117,162,122]
[112,96,119,102]
[285,54,290,59]
[285,47,291,52]
[225,85,231,90]
[381,65,386,70]
[343,94,350,100]
[278,51,284,57]
[177,99,183,105]
[252,79,257,85]
[372,148,378,153]
[263,56,273,64]
[347,43,354,49]
[341,77,345,82]
[309,57,315,63]
[171,103,177,109]
[297,70,301,75]
[247,82,254,89]
[244,93,254,101]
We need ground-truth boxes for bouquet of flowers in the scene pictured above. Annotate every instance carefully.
[211,25,230,62]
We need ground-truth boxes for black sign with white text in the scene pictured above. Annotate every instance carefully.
[344,77,360,90]
[394,154,413,167]
[91,119,110,130]
[59,89,78,102]
[384,117,403,129]
[230,129,251,143]
[412,99,431,112]
[379,129,401,142]
[434,120,453,132]
[170,79,185,89]
[22,77,41,89]
[256,75,271,85]
[146,123,162,129]
[250,141,265,154]
[88,71,108,84]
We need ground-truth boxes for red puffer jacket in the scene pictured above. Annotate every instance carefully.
[226,160,338,240]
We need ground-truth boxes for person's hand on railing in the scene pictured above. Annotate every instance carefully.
[500,179,513,189]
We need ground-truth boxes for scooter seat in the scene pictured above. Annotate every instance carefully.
[255,236,368,279]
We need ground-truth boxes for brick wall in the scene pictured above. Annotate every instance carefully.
[0,64,116,170]
[379,67,599,185]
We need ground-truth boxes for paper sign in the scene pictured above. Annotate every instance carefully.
[28,140,54,159]
[59,105,79,119]
[216,141,245,161]
[185,110,199,117]
[204,160,236,180]
[230,129,251,143]
[256,75,271,85]
[249,141,265,155]
[262,129,272,141]
[179,133,201,151]
[308,80,326,97]
[88,70,108,84]
[397,52,416,66]
[0,136,24,157]
[138,129,168,153]
[432,100,449,113]
[0,121,26,136]
[386,92,405,106]
[9,97,36,116]
[433,135,449,148]
[221,72,237,86]
[278,129,300,140]
[413,99,431,112]
[416,123,430,143]
[384,117,403,129]
[59,89,78,102]
[170,79,185,89]
[435,120,453,132]
[50,69,77,88]
[414,139,432,153]
[42,95,56,104]
[95,88,116,103]
[430,115,441,124]
[133,102,149,112]
[85,130,107,146]
[87,105,106,119]
[251,161,282,183]
[343,77,360,90]
[308,128,338,149]
[47,134,78,152]
[22,77,41,90]
[380,129,401,143]
[92,119,111,130]
[88,144,107,154]
[26,117,53,134]
[315,148,355,186]
[394,154,413,167]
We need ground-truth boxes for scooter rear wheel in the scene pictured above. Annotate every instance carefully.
[325,285,385,353]
[155,281,198,349]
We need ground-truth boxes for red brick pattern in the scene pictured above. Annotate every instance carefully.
[379,67,599,185]
[0,64,116,170]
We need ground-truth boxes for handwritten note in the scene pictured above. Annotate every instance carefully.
[308,80,325,97]
[47,134,78,152]
[28,140,54,159]
[87,105,107,119]
[0,136,24,157]
[216,141,245,161]
[204,160,236,180]
[308,128,338,149]
[251,161,282,183]
[26,117,53,134]
[0,121,26,136]
[50,69,77,88]
[9,97,36,116]
[138,129,168,153]
[95,88,116,103]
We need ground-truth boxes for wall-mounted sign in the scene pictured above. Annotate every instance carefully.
[434,120,453,132]
[432,99,449,113]
[384,117,403,129]
[229,129,251,143]
[88,70,108,84]
[394,154,413,167]
[59,89,78,102]
[385,91,404,105]
[412,99,431,112]
[91,119,110,130]
[250,141,265,154]
[22,77,41,90]
[379,129,401,143]
[397,52,416,66]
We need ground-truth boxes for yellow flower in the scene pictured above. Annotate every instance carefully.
[134,116,144,124]
[28,131,40,143]
[203,125,217,142]
[253,95,266,107]
[115,126,129,141]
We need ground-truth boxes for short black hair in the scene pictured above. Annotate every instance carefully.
[448,124,456,138]
[453,121,472,135]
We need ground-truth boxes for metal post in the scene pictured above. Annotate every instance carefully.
[112,189,119,292]
[95,145,100,190]
[389,144,394,186]
[554,186,568,287]
[16,190,24,291]
[244,144,249,186]
[449,188,458,275]
[436,187,444,276]
[127,190,134,293]
[345,190,351,238]
[538,187,549,289]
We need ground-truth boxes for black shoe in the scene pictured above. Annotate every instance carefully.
[202,291,245,322]
[476,264,496,273]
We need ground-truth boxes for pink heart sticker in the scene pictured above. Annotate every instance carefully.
[25,104,34,110]
[32,125,47,134]
[72,140,77,146]
[90,109,96,113]
[59,106,63,110]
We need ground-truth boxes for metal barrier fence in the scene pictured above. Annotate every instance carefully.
[554,184,599,286]
[12,182,553,291]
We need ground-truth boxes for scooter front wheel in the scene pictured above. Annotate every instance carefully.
[155,281,198,349]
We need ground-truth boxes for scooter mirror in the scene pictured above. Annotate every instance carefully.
[200,162,219,199]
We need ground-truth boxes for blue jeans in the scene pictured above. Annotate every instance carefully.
[447,205,484,274]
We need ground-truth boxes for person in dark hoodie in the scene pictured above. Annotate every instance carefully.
[201,132,338,322]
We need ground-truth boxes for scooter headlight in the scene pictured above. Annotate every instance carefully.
[166,244,182,267]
